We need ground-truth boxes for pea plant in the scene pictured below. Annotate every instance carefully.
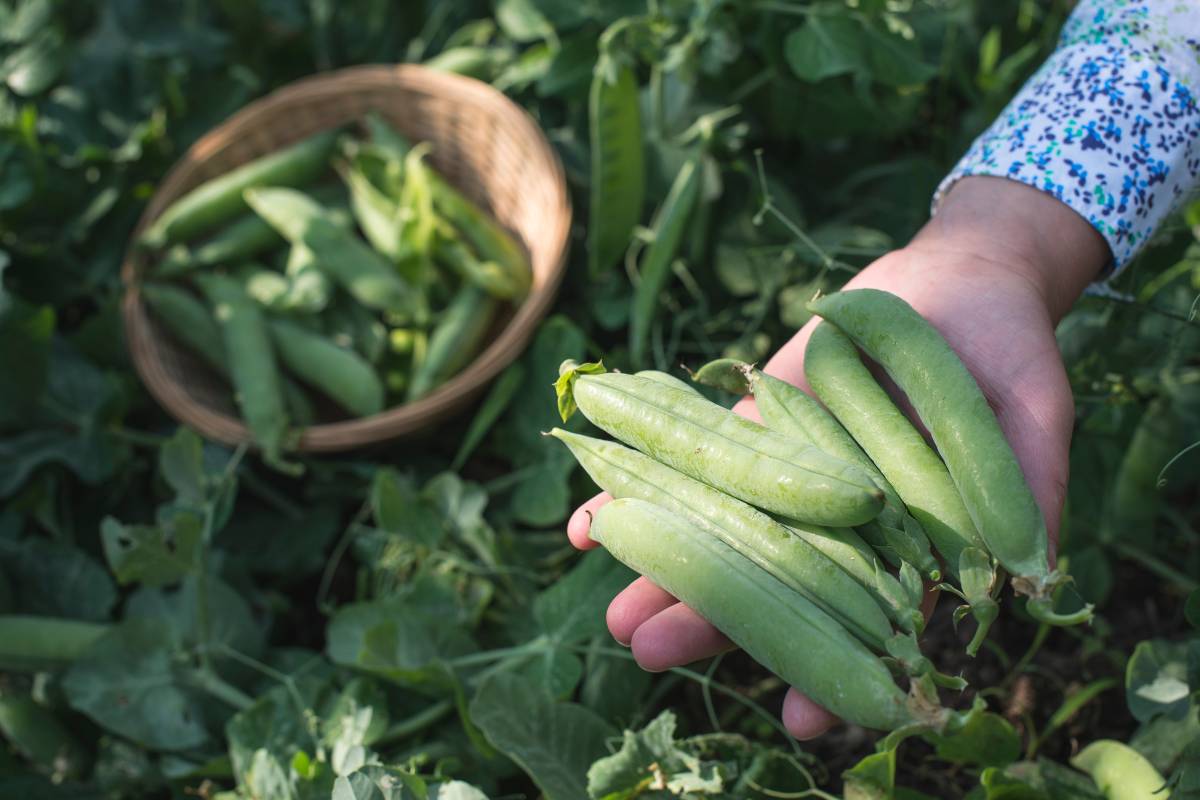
[1,1,1198,798]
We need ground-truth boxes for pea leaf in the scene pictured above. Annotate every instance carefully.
[371,468,443,548]
[929,710,1020,768]
[860,22,936,87]
[1127,640,1194,722]
[784,15,868,82]
[469,672,615,800]
[3,27,66,96]
[0,536,116,621]
[100,507,203,587]
[844,748,895,800]
[63,619,210,751]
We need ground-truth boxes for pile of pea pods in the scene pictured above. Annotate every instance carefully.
[136,113,532,466]
[552,288,1092,734]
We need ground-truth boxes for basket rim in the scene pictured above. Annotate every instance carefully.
[121,63,571,452]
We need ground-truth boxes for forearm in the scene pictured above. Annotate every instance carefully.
[912,176,1109,322]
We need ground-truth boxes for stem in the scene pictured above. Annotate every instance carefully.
[192,669,254,711]
[374,700,455,748]
[1110,542,1200,592]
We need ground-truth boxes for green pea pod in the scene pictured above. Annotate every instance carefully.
[424,46,503,78]
[233,263,291,310]
[633,369,701,396]
[154,185,351,277]
[435,231,525,301]
[804,321,999,646]
[323,295,388,365]
[338,152,408,263]
[142,282,315,424]
[1099,397,1182,543]
[808,290,1091,625]
[0,693,88,779]
[556,361,885,527]
[140,129,338,249]
[587,59,644,279]
[1071,740,1170,800]
[0,616,108,672]
[407,285,497,401]
[687,357,752,395]
[804,322,984,575]
[588,497,918,732]
[952,547,1000,657]
[281,242,332,313]
[269,319,384,418]
[630,153,702,365]
[244,187,426,323]
[195,273,294,470]
[549,429,895,651]
[741,362,940,581]
[365,113,532,298]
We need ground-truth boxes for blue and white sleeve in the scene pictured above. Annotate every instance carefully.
[932,0,1200,275]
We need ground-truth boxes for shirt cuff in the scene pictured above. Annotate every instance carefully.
[932,39,1200,277]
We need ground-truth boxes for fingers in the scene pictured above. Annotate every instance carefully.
[629,603,735,672]
[566,492,612,550]
[781,688,840,739]
[607,577,677,645]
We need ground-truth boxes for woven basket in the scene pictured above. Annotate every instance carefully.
[122,65,571,452]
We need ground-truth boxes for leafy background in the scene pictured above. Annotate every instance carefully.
[1,0,1198,798]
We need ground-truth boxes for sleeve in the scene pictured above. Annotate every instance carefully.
[931,0,1200,277]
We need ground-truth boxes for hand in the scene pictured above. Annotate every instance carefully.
[566,176,1110,739]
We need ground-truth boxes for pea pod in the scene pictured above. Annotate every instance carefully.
[629,152,702,364]
[154,186,351,277]
[587,58,644,279]
[244,187,426,323]
[588,497,917,732]
[435,230,526,301]
[268,319,384,418]
[140,129,338,249]
[195,273,293,469]
[804,321,1000,651]
[556,362,884,527]
[407,285,497,402]
[365,113,532,298]
[281,242,333,313]
[1099,397,1181,543]
[740,363,940,581]
[1071,740,1170,799]
[0,693,88,780]
[549,429,895,651]
[633,370,701,396]
[142,282,315,425]
[0,616,108,672]
[808,290,1091,625]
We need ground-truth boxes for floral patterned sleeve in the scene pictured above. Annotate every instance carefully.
[932,0,1200,276]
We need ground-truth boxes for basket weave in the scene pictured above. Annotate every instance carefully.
[122,65,571,452]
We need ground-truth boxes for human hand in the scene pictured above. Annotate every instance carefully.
[566,176,1110,739]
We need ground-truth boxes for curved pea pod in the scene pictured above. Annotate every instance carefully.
[1071,740,1170,799]
[140,129,338,249]
[587,58,644,279]
[548,429,895,652]
[269,319,384,418]
[154,185,352,277]
[556,361,884,527]
[142,282,315,425]
[687,357,752,395]
[195,274,294,470]
[776,517,925,635]
[808,290,1092,626]
[244,187,426,323]
[630,152,702,364]
[435,231,526,301]
[588,497,918,732]
[0,616,108,672]
[0,693,89,780]
[804,321,1000,649]
[633,370,701,396]
[281,242,333,313]
[740,362,940,581]
[407,285,497,402]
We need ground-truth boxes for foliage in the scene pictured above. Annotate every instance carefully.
[1,0,1198,797]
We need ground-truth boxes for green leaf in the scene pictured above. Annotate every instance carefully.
[158,428,209,507]
[930,711,1020,768]
[0,144,34,210]
[844,748,895,800]
[860,22,936,87]
[0,536,116,621]
[4,0,55,43]
[534,549,634,646]
[587,710,727,797]
[125,575,266,659]
[1187,589,1200,629]
[451,362,525,471]
[371,468,443,548]
[469,672,615,800]
[326,597,476,686]
[510,451,574,526]
[784,14,868,82]
[3,27,66,95]
[100,508,203,587]
[1127,639,1193,722]
[63,619,210,751]
[496,0,554,42]
[554,360,605,423]
[0,295,54,427]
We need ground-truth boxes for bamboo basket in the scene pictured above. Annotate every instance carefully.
[121,64,571,452]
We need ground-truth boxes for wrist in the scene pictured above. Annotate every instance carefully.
[912,176,1111,321]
